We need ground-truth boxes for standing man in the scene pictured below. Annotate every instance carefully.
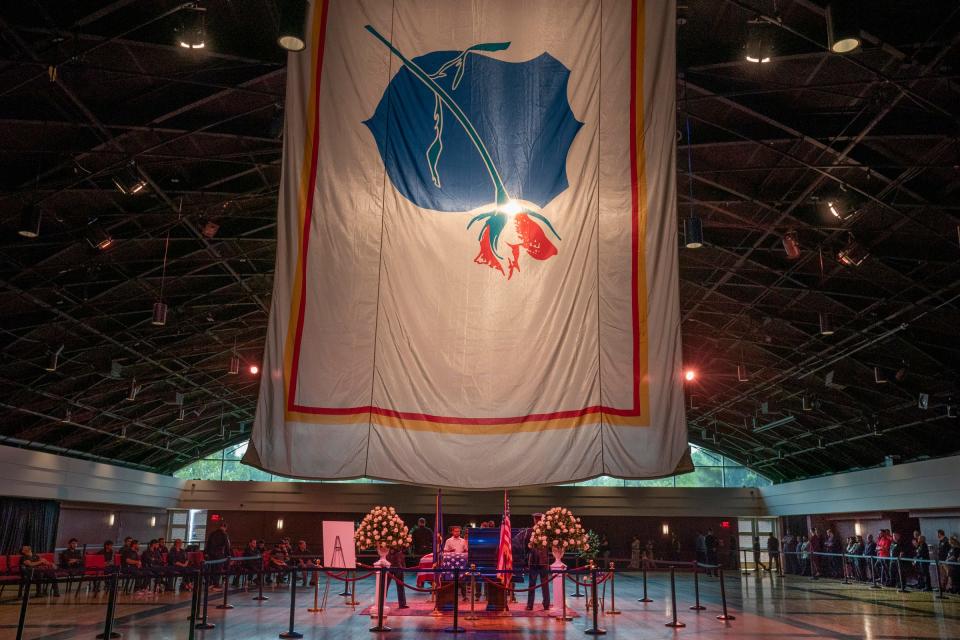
[524,514,550,611]
[914,535,931,591]
[205,521,231,588]
[767,533,781,575]
[937,530,950,591]
[443,526,469,599]
[808,529,822,579]
[385,546,408,609]
[412,518,434,557]
[704,529,718,577]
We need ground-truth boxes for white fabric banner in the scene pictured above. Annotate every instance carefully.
[245,0,689,488]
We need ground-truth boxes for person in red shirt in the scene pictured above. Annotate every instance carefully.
[807,529,822,579]
[876,529,893,585]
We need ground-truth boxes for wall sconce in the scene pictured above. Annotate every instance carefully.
[108,513,115,527]
[662,523,670,536]
[149,516,157,528]
[854,522,862,536]
[277,518,284,530]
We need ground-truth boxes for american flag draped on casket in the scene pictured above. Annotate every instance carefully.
[440,553,468,581]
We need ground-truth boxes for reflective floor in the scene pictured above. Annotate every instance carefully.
[2,570,959,639]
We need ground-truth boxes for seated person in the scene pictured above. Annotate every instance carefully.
[294,539,318,587]
[241,538,262,586]
[92,540,115,593]
[59,538,83,576]
[20,544,60,597]
[269,541,290,584]
[119,539,143,590]
[139,540,163,593]
[167,538,192,591]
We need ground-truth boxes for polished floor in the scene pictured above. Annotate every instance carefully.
[2,570,959,639]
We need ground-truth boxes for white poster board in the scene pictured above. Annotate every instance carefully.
[322,520,356,569]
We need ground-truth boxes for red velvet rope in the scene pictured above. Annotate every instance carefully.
[320,569,376,582]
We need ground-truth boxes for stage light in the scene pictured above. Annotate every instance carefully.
[228,354,240,375]
[276,518,284,530]
[44,345,64,372]
[818,312,834,336]
[111,162,147,195]
[744,18,773,63]
[85,222,114,250]
[249,364,260,375]
[277,0,308,51]
[178,5,206,49]
[827,3,860,54]
[737,363,749,382]
[782,230,800,259]
[684,216,703,248]
[18,204,41,238]
[684,369,696,382]
[501,200,523,215]
[661,523,670,536]
[837,236,869,267]
[152,301,168,326]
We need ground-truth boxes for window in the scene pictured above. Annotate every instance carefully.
[173,442,771,487]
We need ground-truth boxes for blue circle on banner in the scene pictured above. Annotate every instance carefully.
[364,50,583,212]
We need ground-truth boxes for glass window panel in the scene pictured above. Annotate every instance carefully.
[624,477,675,487]
[738,520,753,533]
[174,459,223,480]
[221,461,273,481]
[723,466,770,488]
[757,519,774,533]
[674,466,722,487]
[738,535,753,549]
[691,446,722,467]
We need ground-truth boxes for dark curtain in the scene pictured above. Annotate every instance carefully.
[0,498,60,554]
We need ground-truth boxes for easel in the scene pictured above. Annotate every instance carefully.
[311,536,348,613]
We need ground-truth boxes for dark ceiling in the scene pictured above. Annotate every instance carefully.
[0,1,958,483]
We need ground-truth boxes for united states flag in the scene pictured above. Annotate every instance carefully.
[495,490,512,585]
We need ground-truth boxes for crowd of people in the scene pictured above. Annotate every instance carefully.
[776,527,960,592]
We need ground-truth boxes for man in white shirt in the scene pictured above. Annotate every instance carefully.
[443,526,468,554]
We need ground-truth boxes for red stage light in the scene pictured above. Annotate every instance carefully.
[684,369,696,382]
[249,365,260,375]
[720,520,730,529]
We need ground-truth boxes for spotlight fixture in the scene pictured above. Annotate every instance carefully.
[249,364,260,375]
[152,301,168,326]
[737,363,749,382]
[127,378,141,401]
[277,0,308,51]
[684,215,703,248]
[45,344,64,372]
[177,5,207,49]
[111,161,147,195]
[818,312,834,336]
[782,230,800,259]
[18,204,41,238]
[744,18,774,64]
[873,366,888,384]
[683,368,696,382]
[826,3,861,54]
[85,223,114,251]
[837,235,869,267]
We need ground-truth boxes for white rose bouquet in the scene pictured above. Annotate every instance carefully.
[529,507,589,552]
[354,505,413,551]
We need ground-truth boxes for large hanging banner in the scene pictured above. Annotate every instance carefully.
[245,0,690,488]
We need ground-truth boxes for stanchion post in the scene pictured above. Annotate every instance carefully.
[716,566,735,621]
[584,566,606,635]
[339,568,351,597]
[606,563,620,615]
[216,560,234,610]
[195,566,215,630]
[308,562,322,612]
[443,568,465,633]
[690,562,705,611]
[16,568,33,640]
[280,568,304,638]
[638,565,653,603]
[741,549,750,576]
[254,561,269,601]
[664,566,686,628]
[571,557,583,598]
[935,559,946,600]
[347,568,359,606]
[187,571,200,640]
[870,556,882,589]
[841,550,850,585]
[370,566,391,633]
[896,555,909,593]
[465,564,479,621]
[96,571,122,639]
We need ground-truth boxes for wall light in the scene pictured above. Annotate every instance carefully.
[661,523,670,536]
[276,518,284,530]
[854,522,862,536]
[108,513,116,527]
[150,516,157,528]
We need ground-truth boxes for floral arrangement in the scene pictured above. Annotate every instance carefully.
[354,506,412,551]
[529,507,589,551]
[578,530,601,562]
